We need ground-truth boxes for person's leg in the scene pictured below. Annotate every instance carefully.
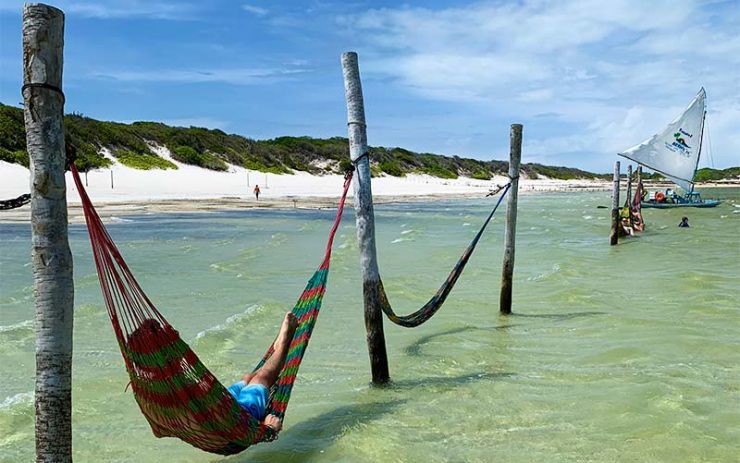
[247,312,298,389]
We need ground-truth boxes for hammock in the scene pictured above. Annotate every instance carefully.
[70,164,353,455]
[378,183,511,327]
[0,193,31,210]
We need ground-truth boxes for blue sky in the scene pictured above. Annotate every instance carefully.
[0,0,738,172]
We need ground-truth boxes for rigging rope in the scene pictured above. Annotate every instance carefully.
[377,183,511,327]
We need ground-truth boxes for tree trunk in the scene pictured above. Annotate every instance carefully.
[22,4,74,462]
[610,161,620,245]
[500,124,522,315]
[341,52,390,384]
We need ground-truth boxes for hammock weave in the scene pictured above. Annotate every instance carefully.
[0,193,31,210]
[377,183,511,327]
[70,164,353,455]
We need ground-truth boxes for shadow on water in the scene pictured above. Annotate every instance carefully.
[223,370,511,462]
[225,400,406,463]
[506,311,605,320]
[386,371,514,390]
[403,325,517,356]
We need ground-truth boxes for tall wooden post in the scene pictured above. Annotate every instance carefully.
[22,4,74,461]
[636,165,642,200]
[499,124,522,315]
[610,161,620,245]
[626,164,633,205]
[341,51,389,384]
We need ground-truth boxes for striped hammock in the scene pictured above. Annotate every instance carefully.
[70,165,352,455]
[377,183,510,327]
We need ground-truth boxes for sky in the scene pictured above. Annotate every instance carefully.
[0,0,738,172]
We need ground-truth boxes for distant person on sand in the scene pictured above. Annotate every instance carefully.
[254,185,260,200]
[678,217,690,228]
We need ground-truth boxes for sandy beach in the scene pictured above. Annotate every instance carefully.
[3,146,735,224]
[0,150,616,223]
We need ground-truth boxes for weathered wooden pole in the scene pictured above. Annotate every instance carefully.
[499,124,522,315]
[610,161,620,245]
[626,164,633,204]
[22,4,74,462]
[341,51,390,384]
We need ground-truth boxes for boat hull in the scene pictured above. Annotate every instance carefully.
[641,200,721,209]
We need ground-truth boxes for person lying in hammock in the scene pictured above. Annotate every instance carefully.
[227,312,298,432]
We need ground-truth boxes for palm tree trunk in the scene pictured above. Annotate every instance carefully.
[22,4,74,462]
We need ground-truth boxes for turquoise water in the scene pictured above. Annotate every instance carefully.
[1,189,739,462]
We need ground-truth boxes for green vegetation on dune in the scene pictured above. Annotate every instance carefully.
[171,146,227,171]
[0,147,29,167]
[114,150,177,170]
[2,103,736,182]
[522,163,604,180]
[694,167,740,182]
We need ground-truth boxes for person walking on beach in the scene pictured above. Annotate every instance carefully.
[254,185,261,200]
[227,312,298,431]
[678,217,690,228]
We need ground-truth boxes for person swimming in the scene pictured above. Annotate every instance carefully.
[678,217,690,228]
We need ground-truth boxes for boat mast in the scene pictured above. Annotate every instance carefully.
[689,109,707,196]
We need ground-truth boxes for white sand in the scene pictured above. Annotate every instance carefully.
[0,145,616,223]
[0,146,610,203]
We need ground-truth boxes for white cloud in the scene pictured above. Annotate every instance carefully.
[343,0,740,168]
[90,66,310,85]
[242,4,268,16]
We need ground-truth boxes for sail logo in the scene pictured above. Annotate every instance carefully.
[665,128,693,158]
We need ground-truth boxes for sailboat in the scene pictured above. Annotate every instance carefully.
[618,88,721,208]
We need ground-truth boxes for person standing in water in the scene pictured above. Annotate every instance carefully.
[678,217,690,228]
[253,185,261,200]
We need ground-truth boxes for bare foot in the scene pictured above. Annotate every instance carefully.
[264,414,282,432]
[275,313,298,347]
[282,312,298,334]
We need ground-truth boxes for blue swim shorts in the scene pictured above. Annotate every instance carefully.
[226,380,269,420]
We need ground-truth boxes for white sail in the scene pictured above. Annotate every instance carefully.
[619,88,705,191]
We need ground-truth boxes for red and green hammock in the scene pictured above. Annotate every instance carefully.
[70,165,353,455]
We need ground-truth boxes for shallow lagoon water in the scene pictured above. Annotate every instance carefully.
[1,189,739,462]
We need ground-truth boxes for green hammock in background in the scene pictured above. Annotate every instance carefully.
[377,183,511,327]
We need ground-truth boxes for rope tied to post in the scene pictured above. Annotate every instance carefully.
[351,151,370,166]
[21,83,66,103]
[21,82,65,122]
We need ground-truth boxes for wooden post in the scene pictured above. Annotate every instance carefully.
[636,165,642,198]
[341,51,390,384]
[610,161,620,245]
[499,124,522,315]
[22,4,74,461]
[110,169,113,189]
[626,164,632,204]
